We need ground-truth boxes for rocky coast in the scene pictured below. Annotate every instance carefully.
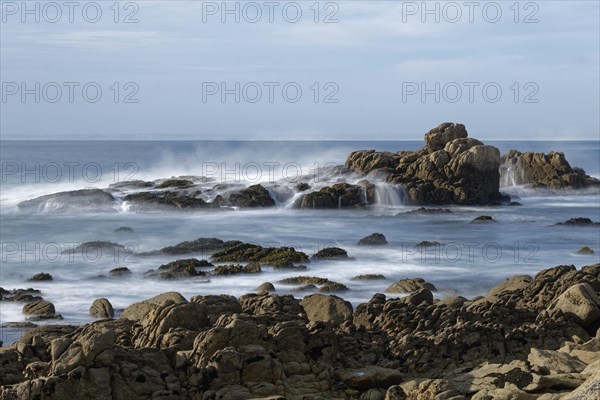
[1,263,600,399]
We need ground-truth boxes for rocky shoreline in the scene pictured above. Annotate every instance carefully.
[1,263,599,399]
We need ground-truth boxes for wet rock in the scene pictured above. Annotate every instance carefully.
[211,242,308,269]
[279,276,332,285]
[26,273,53,282]
[312,247,349,260]
[213,263,261,275]
[352,274,386,281]
[296,182,310,191]
[386,278,437,293]
[295,183,365,209]
[471,215,495,223]
[300,294,353,325]
[124,190,210,210]
[156,178,194,188]
[416,240,441,248]
[557,217,598,225]
[577,246,595,254]
[399,207,452,215]
[113,226,133,233]
[109,266,131,277]
[500,150,600,190]
[17,189,116,212]
[358,233,388,246]
[256,282,276,293]
[318,282,350,293]
[22,300,62,320]
[228,184,275,207]
[155,258,208,279]
[89,298,114,319]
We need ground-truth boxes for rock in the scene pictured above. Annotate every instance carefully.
[500,150,599,190]
[399,207,452,215]
[424,123,468,153]
[386,278,437,293]
[63,241,127,255]
[278,276,332,285]
[158,237,225,255]
[17,189,116,212]
[256,282,276,293]
[211,242,308,268]
[488,275,532,296]
[300,294,353,325]
[577,246,594,254]
[471,215,495,223]
[312,247,349,260]
[562,369,600,399]
[213,263,261,275]
[296,183,365,209]
[404,289,434,306]
[352,274,386,281]
[548,283,600,329]
[527,348,587,374]
[335,365,403,390]
[26,272,53,282]
[318,282,350,293]
[155,258,207,279]
[22,300,61,320]
[416,241,441,247]
[120,291,187,321]
[89,298,114,319]
[124,190,210,210]
[296,182,310,191]
[157,178,194,188]
[358,233,388,246]
[406,379,464,400]
[557,217,598,225]
[228,184,275,207]
[114,226,133,233]
[109,266,131,276]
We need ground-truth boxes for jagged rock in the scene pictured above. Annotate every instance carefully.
[471,215,495,223]
[347,123,502,205]
[416,240,441,247]
[548,283,600,329]
[300,294,353,325]
[386,278,437,293]
[577,246,594,254]
[158,237,225,255]
[295,183,365,209]
[562,369,600,399]
[153,258,207,279]
[358,233,388,246]
[22,300,56,317]
[404,289,434,306]
[26,273,53,282]
[191,294,242,324]
[500,150,600,189]
[318,282,350,293]
[89,298,114,319]
[211,242,308,268]
[157,178,194,188]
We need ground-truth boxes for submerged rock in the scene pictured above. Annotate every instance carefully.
[351,274,386,281]
[471,215,496,223]
[312,247,349,260]
[557,217,598,225]
[227,184,276,207]
[114,226,134,233]
[109,266,132,277]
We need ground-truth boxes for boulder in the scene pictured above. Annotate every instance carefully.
[424,123,468,153]
[120,291,187,321]
[26,272,53,282]
[489,275,532,296]
[17,189,116,212]
[256,282,276,293]
[22,300,62,320]
[312,247,349,260]
[228,184,275,207]
[300,294,353,325]
[109,266,131,277]
[358,233,388,246]
[296,183,364,209]
[89,298,114,319]
[386,278,437,293]
[548,283,600,329]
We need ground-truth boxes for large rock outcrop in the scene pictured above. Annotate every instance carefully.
[500,150,600,190]
[346,123,503,205]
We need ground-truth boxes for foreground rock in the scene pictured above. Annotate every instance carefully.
[17,189,116,212]
[346,123,504,205]
[89,298,114,319]
[2,265,600,399]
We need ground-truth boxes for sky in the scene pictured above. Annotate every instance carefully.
[1,0,599,140]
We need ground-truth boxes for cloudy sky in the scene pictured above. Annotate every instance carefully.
[1,1,599,140]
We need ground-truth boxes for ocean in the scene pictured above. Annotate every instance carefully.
[1,140,599,344]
